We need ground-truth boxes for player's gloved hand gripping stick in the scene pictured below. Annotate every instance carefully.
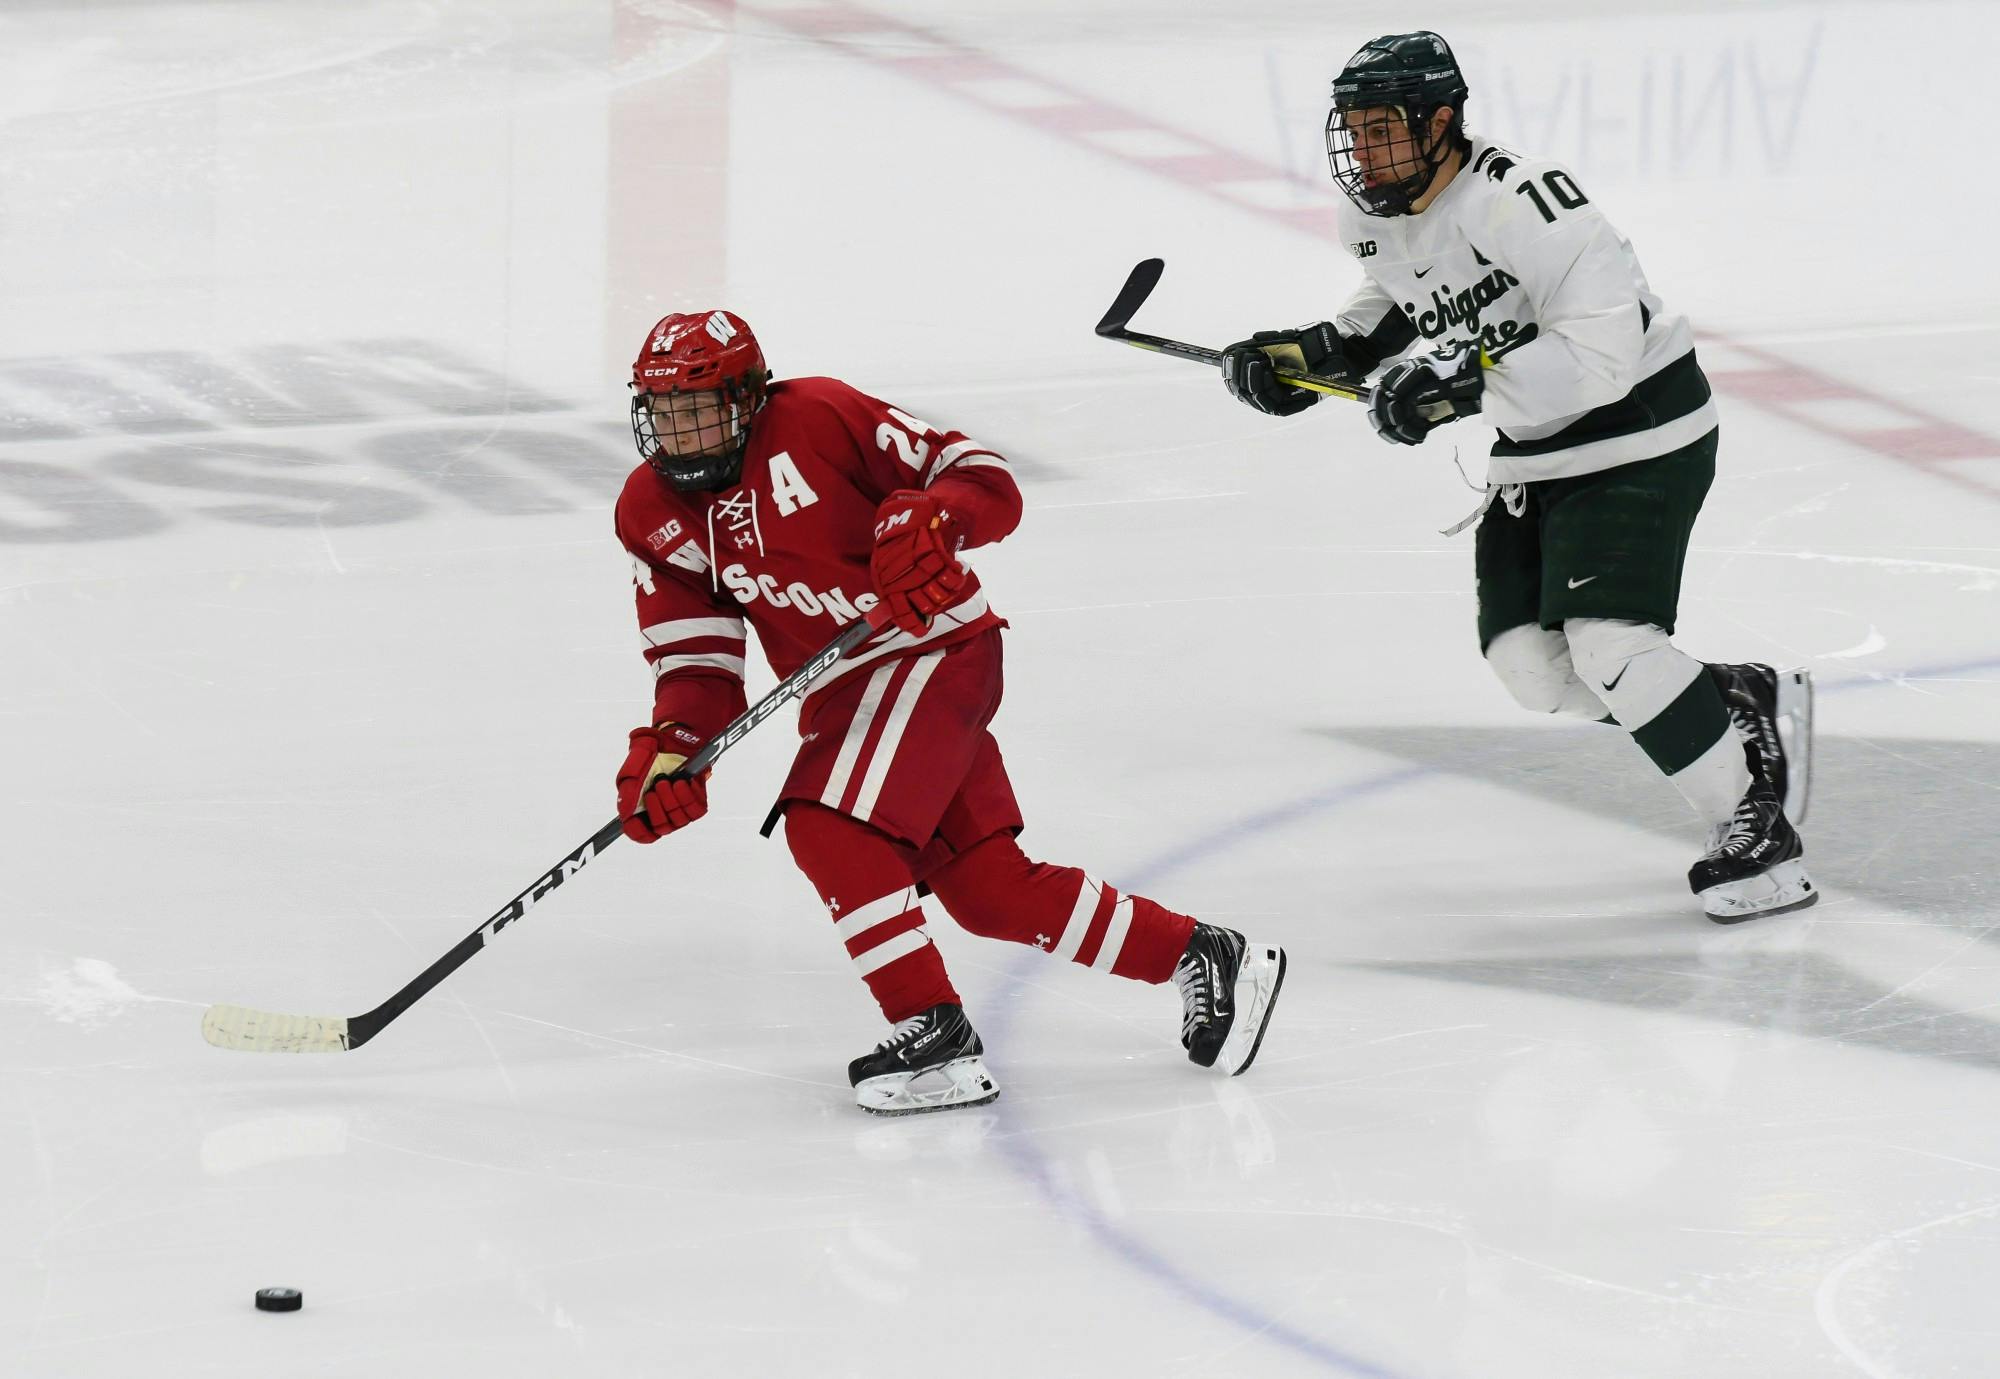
[1094,257,1489,427]
[202,604,895,1053]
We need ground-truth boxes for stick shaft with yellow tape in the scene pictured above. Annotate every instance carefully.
[1094,258,1485,415]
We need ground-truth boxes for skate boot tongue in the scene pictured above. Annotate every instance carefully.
[1708,662,1814,824]
[1174,924,1288,1076]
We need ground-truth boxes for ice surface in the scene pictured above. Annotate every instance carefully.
[4,2,1999,1376]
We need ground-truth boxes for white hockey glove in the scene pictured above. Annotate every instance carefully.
[1367,346,1485,446]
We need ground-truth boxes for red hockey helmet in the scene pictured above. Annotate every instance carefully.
[629,310,771,491]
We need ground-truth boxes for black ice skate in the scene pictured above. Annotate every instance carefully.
[848,1004,999,1116]
[1708,661,1813,824]
[1688,771,1818,923]
[1174,924,1287,1076]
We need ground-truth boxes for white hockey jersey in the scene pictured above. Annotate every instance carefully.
[1332,136,1718,484]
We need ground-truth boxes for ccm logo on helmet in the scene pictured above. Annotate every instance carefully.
[718,563,879,621]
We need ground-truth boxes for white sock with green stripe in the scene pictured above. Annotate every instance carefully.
[1564,618,1746,828]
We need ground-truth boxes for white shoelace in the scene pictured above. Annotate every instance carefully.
[1713,797,1761,856]
[877,1014,927,1051]
[1173,956,1211,1040]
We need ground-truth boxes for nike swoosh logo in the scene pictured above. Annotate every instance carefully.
[1601,665,1629,694]
[1567,575,1598,588]
[1414,267,1433,278]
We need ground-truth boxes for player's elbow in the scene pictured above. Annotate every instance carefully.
[1564,321,1647,411]
[931,465,1023,548]
[976,481,1023,547]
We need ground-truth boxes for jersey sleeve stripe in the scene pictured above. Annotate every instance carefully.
[643,636,744,660]
[642,616,746,646]
[923,438,1005,486]
[650,652,746,680]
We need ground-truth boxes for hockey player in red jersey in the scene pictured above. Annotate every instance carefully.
[611,310,1286,1114]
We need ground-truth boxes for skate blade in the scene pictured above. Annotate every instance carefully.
[1217,943,1287,1077]
[1701,858,1819,924]
[1775,667,1813,825]
[854,1055,1000,1116]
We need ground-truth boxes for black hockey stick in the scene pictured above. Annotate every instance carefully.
[202,605,894,1053]
[1094,257,1375,402]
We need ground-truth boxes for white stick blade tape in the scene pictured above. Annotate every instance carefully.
[202,1004,350,1053]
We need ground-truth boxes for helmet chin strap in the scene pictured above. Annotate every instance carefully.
[1379,110,1452,214]
[655,442,743,492]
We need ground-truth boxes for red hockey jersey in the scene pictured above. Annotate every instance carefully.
[613,375,1022,739]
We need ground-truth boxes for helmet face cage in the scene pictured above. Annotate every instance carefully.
[1324,32,1470,217]
[629,373,767,493]
[1326,93,1462,217]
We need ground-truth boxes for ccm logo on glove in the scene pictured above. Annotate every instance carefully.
[616,722,709,844]
[869,491,967,636]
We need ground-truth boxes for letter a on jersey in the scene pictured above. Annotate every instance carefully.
[767,450,820,516]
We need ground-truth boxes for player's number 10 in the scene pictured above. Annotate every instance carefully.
[1516,169,1590,223]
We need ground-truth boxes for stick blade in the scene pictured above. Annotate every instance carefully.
[1094,257,1165,337]
[203,1004,351,1053]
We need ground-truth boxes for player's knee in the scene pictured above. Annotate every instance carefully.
[1562,617,1670,688]
[926,832,1030,937]
[782,801,906,878]
[1485,624,1584,714]
[780,801,841,870]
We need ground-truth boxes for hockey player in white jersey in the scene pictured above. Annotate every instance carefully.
[1220,31,1816,922]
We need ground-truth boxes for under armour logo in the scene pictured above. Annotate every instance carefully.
[734,531,755,549]
[826,898,842,915]
[1035,934,1052,949]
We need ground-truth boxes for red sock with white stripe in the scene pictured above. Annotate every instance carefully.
[927,834,1197,984]
[783,803,959,1022]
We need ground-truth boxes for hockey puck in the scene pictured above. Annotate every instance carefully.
[254,1287,302,1313]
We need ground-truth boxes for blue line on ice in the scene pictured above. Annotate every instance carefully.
[979,649,2000,1374]
[986,765,1435,1379]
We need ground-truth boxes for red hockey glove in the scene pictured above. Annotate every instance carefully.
[869,490,967,636]
[616,723,710,844]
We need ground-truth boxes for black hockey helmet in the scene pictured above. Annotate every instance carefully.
[1325,31,1470,217]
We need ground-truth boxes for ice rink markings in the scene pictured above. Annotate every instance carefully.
[753,0,2000,511]
[986,765,1438,1378]
[1814,1194,2000,1379]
